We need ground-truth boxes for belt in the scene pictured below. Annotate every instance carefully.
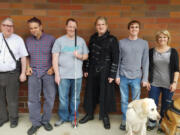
[0,69,17,74]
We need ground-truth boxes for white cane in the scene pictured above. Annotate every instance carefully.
[74,29,77,128]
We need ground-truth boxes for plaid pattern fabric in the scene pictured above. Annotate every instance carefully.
[26,33,55,77]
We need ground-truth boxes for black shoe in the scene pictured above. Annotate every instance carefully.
[147,125,156,131]
[79,114,94,124]
[157,127,164,134]
[10,120,18,128]
[0,120,9,127]
[42,122,53,131]
[120,123,126,131]
[103,117,110,129]
[54,120,65,127]
[27,125,41,135]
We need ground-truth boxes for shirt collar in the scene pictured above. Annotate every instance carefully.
[33,32,45,40]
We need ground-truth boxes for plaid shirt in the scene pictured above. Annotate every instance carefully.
[26,33,55,77]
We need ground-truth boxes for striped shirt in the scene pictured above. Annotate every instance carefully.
[26,33,55,77]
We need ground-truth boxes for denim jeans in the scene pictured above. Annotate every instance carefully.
[119,76,141,121]
[58,78,82,121]
[149,85,173,118]
[28,73,56,126]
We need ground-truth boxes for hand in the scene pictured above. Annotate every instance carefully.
[47,67,54,75]
[55,75,60,85]
[19,73,26,82]
[108,78,114,83]
[84,72,88,78]
[146,82,151,91]
[142,81,148,87]
[115,78,120,85]
[170,82,177,92]
[142,82,151,91]
[74,51,82,60]
[26,66,33,76]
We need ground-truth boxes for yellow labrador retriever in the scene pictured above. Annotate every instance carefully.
[126,98,160,135]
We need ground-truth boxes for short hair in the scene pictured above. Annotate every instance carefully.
[127,20,141,29]
[95,16,108,26]
[66,18,78,26]
[155,30,171,45]
[27,17,42,25]
[1,17,14,25]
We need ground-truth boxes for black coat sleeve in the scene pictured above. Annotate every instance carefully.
[173,48,179,72]
[109,36,119,78]
[83,36,93,72]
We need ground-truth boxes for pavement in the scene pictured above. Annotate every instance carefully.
[0,113,164,135]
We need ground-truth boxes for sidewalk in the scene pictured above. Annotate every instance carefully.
[0,114,164,135]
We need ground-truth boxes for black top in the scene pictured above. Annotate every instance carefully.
[149,48,179,84]
[84,31,119,78]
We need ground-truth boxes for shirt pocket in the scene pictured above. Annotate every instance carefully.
[42,45,51,54]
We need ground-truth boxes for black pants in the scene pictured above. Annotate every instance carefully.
[0,71,20,123]
[84,68,116,118]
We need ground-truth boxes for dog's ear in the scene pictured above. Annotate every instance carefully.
[142,100,148,115]
[131,100,143,114]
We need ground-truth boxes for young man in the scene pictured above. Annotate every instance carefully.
[52,18,89,128]
[0,17,28,128]
[115,20,149,130]
[26,17,56,135]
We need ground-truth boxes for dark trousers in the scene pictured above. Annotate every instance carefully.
[28,74,56,126]
[148,85,173,124]
[0,71,20,123]
[149,85,173,117]
[84,68,116,118]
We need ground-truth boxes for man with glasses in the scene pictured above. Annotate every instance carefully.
[0,17,28,128]
[115,20,149,131]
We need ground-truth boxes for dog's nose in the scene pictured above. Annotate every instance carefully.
[157,113,161,120]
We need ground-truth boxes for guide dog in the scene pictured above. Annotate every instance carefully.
[126,98,160,135]
[161,98,180,135]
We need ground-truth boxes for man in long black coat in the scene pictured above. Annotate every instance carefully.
[79,16,119,129]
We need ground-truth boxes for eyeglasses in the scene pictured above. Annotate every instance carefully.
[1,24,14,28]
[130,26,139,29]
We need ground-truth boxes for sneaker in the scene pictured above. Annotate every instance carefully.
[27,125,41,135]
[10,120,18,128]
[147,125,156,131]
[147,119,156,131]
[54,120,64,127]
[42,122,53,131]
[120,123,126,131]
[157,127,164,134]
[71,120,78,128]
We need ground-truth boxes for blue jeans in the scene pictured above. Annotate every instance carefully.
[149,85,173,118]
[58,78,82,121]
[119,76,141,121]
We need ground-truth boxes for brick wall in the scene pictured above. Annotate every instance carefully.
[0,0,179,114]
